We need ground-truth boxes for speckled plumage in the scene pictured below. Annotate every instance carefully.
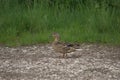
[52,33,78,58]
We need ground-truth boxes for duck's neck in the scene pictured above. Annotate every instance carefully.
[54,37,60,42]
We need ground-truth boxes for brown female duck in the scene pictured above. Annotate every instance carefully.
[52,33,79,58]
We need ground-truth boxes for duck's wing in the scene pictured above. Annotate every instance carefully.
[56,42,79,49]
[57,42,76,53]
[65,43,80,49]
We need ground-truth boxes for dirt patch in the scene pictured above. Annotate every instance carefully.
[0,44,120,80]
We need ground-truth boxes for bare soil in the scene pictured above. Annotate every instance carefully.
[0,44,120,80]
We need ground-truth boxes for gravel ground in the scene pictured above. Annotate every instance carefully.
[0,44,120,80]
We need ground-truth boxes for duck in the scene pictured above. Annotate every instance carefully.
[52,32,79,58]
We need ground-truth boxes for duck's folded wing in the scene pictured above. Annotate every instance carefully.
[66,43,80,49]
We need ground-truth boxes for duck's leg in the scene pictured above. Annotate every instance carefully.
[65,53,67,58]
[63,53,65,58]
[62,53,68,58]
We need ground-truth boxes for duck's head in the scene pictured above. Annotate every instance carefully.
[52,32,60,42]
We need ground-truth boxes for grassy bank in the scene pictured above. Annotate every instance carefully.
[0,0,120,46]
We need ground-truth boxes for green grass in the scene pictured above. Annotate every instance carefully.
[0,1,120,46]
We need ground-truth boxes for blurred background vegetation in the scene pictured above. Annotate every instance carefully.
[0,0,120,46]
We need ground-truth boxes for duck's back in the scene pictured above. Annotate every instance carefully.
[52,41,75,53]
